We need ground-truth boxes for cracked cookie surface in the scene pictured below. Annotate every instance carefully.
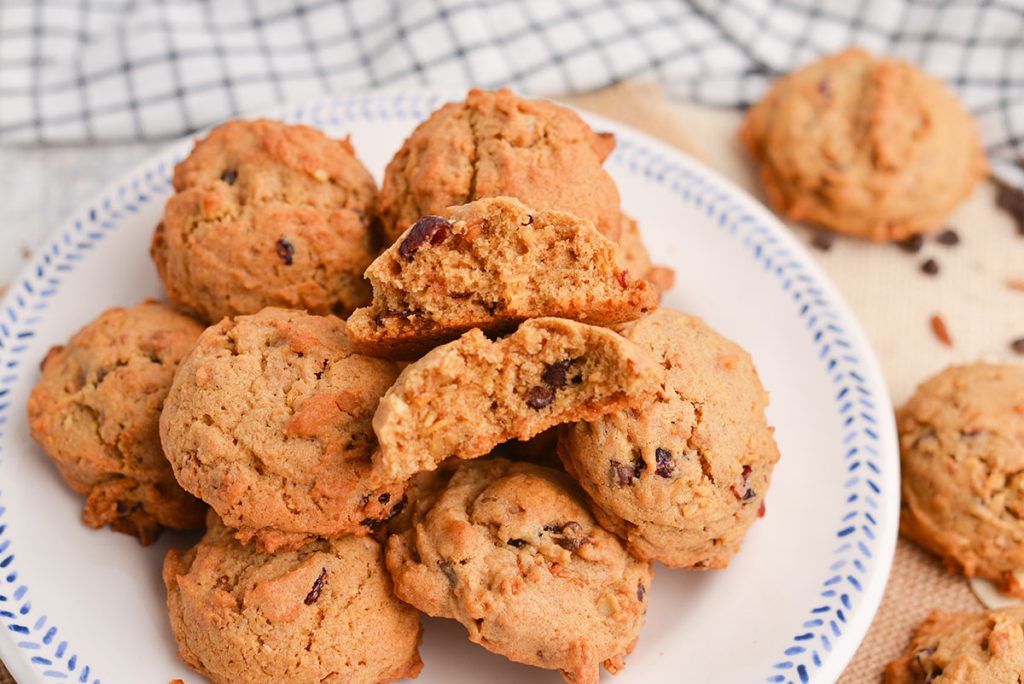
[559,308,779,569]
[386,458,651,684]
[377,88,622,245]
[164,512,422,684]
[152,119,377,322]
[372,317,664,481]
[740,48,987,241]
[898,363,1024,594]
[348,196,658,358]
[27,300,206,544]
[160,307,407,551]
[884,607,1024,683]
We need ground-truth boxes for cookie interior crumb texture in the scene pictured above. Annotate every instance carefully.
[373,317,665,481]
[151,118,378,323]
[386,458,651,684]
[740,48,987,241]
[164,513,423,684]
[159,307,408,552]
[27,300,207,544]
[898,363,1024,594]
[559,308,780,569]
[347,196,658,358]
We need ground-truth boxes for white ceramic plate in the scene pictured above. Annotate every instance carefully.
[0,91,899,684]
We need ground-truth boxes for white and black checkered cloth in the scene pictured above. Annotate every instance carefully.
[1,0,1023,185]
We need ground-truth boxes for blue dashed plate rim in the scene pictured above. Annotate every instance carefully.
[0,89,899,684]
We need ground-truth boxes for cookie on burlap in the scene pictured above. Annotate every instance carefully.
[152,119,377,322]
[164,512,422,684]
[347,197,658,358]
[386,458,651,684]
[373,317,664,481]
[27,300,205,544]
[377,88,622,245]
[559,308,779,569]
[740,48,987,241]
[898,363,1024,594]
[884,607,1024,683]
[159,307,407,552]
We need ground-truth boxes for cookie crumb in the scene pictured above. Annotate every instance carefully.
[1007,279,1024,292]
[930,314,954,347]
[921,258,940,275]
[995,182,1024,236]
[1011,338,1024,355]
[936,228,960,246]
[898,235,925,253]
[810,231,834,251]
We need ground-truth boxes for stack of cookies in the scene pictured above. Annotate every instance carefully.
[27,89,780,684]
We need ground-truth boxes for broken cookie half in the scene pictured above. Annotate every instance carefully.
[372,317,664,481]
[347,196,658,359]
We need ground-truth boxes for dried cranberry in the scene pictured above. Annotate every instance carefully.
[757,500,766,518]
[542,359,576,388]
[399,215,451,260]
[525,385,554,410]
[303,567,327,605]
[276,238,295,265]
[220,168,238,185]
[654,448,674,478]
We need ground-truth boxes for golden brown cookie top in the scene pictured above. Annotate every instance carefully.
[884,608,1024,683]
[164,513,422,684]
[27,300,205,543]
[347,196,658,358]
[159,307,407,551]
[740,48,987,241]
[378,88,622,245]
[385,458,651,684]
[153,119,378,322]
[898,363,1024,592]
[559,308,779,569]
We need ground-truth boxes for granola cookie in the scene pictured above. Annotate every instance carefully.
[740,48,987,241]
[885,608,1024,683]
[373,317,664,481]
[27,300,205,544]
[559,309,779,569]
[377,88,622,245]
[164,512,423,684]
[386,458,651,684]
[159,307,407,551]
[347,197,657,358]
[152,119,377,322]
[898,363,1024,594]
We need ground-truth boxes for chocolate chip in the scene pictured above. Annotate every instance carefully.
[654,448,674,478]
[996,182,1024,236]
[507,539,527,548]
[545,521,588,552]
[936,228,960,246]
[1012,338,1024,354]
[525,385,554,410]
[542,359,576,389]
[220,168,237,185]
[897,235,924,253]
[810,231,834,251]
[276,238,295,266]
[377,493,391,505]
[920,258,939,275]
[522,215,534,226]
[360,517,384,532]
[399,215,451,260]
[438,560,457,588]
[637,583,646,601]
[388,493,408,519]
[314,358,328,380]
[303,567,327,605]
[611,455,646,486]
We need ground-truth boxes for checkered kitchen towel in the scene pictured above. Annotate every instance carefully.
[1,0,1023,185]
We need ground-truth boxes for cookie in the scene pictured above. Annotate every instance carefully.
[159,307,407,551]
[898,363,1024,593]
[884,608,1024,683]
[164,512,422,684]
[346,196,658,358]
[740,48,987,241]
[615,212,675,293]
[373,317,664,481]
[559,309,779,569]
[152,119,377,322]
[386,458,651,684]
[377,88,623,245]
[27,300,205,544]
